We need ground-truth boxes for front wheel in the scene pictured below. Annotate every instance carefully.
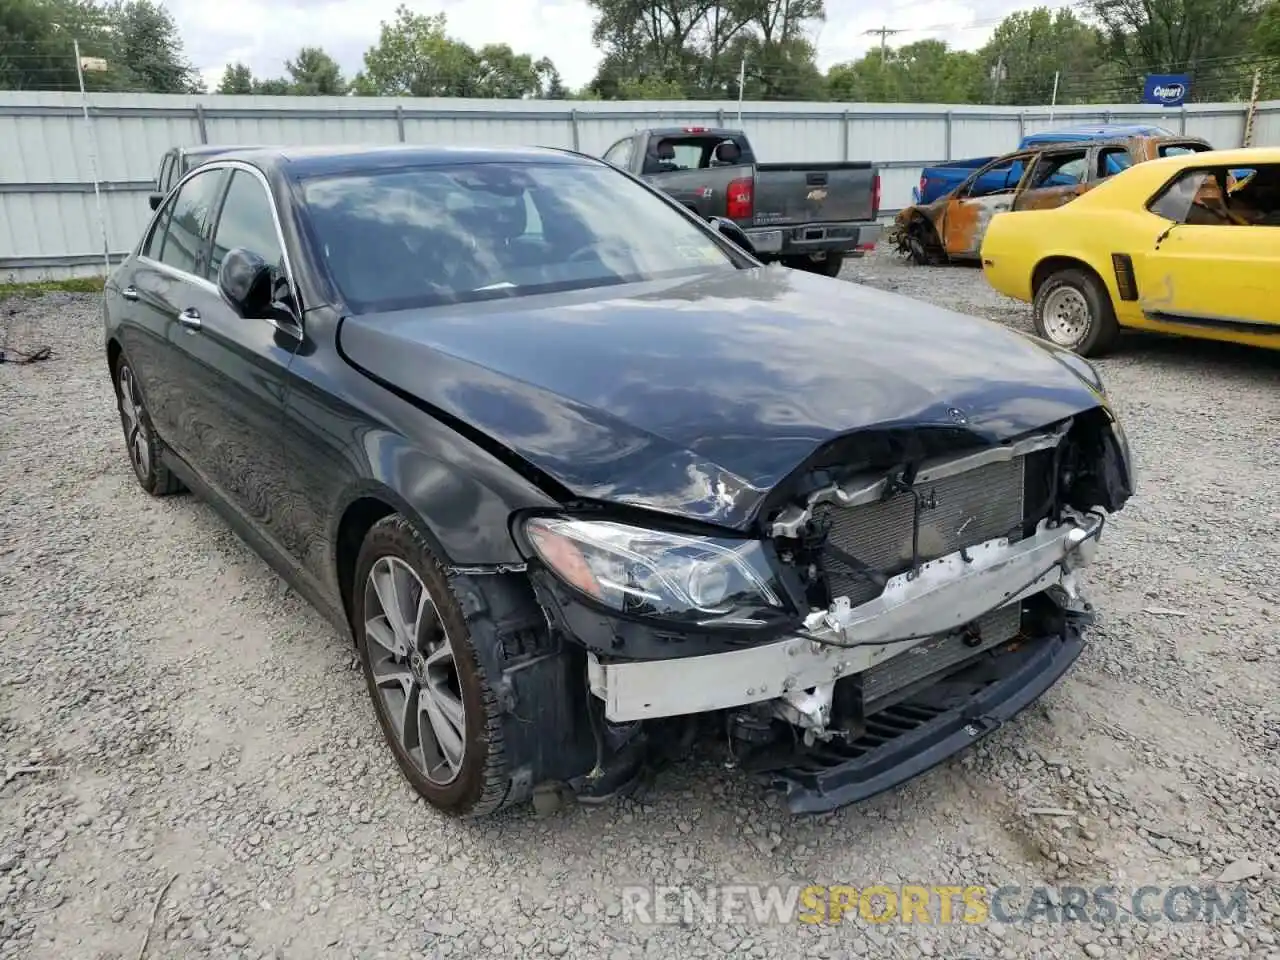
[353,515,511,818]
[1032,268,1120,358]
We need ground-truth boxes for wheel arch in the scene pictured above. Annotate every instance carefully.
[331,482,458,640]
[1030,255,1112,301]
[106,337,123,389]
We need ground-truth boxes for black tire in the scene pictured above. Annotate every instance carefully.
[903,219,942,265]
[1032,268,1120,358]
[782,252,845,277]
[113,354,184,496]
[352,515,510,818]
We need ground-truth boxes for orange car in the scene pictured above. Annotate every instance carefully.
[891,135,1211,264]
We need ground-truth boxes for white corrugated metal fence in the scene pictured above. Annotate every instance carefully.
[1,91,1277,281]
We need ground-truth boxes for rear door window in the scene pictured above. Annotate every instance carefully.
[156,153,175,193]
[152,168,226,276]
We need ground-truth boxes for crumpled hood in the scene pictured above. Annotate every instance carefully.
[336,265,1105,528]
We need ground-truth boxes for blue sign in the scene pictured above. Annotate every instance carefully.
[1142,74,1190,107]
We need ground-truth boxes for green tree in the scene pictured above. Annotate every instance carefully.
[978,8,1104,105]
[215,61,254,94]
[353,6,481,97]
[253,76,292,95]
[584,0,827,100]
[827,41,983,104]
[285,45,347,95]
[1088,0,1257,100]
[472,43,545,98]
[106,0,200,92]
[0,0,118,91]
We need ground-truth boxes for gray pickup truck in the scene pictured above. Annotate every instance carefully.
[601,126,882,276]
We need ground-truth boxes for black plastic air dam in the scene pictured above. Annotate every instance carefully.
[767,620,1087,815]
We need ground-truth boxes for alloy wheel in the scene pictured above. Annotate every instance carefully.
[362,556,467,785]
[118,365,152,480]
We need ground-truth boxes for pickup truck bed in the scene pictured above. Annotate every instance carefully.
[601,127,881,276]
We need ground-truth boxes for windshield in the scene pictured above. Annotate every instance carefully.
[300,160,739,312]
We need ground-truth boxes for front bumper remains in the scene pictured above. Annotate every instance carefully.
[585,512,1101,724]
[768,623,1087,814]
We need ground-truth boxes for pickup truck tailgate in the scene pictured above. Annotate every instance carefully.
[753,162,876,226]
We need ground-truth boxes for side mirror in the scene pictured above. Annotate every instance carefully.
[219,247,301,334]
[149,193,163,211]
[218,247,275,316]
[707,216,757,258]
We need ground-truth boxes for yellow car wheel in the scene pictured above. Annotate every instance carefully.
[1033,268,1120,358]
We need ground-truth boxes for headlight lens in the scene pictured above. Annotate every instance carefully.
[523,517,786,626]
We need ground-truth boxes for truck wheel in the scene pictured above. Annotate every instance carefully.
[353,515,512,818]
[1033,268,1120,358]
[783,253,845,277]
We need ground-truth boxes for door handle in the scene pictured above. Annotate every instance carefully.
[177,307,202,331]
[122,285,139,301]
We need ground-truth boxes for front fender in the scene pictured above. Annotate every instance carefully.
[328,425,560,569]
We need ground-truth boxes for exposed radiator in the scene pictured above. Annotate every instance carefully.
[816,456,1027,608]
[860,602,1023,710]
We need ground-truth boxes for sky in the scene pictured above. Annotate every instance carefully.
[165,0,1049,94]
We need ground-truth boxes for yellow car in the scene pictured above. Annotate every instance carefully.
[980,146,1280,356]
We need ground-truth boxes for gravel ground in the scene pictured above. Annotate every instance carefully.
[2,248,1279,960]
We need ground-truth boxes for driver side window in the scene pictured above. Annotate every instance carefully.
[1149,170,1221,225]
[964,155,1027,198]
[206,169,285,286]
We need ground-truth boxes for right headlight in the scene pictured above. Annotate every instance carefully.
[523,517,788,628]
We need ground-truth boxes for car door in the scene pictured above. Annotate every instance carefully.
[161,164,305,551]
[1134,164,1280,333]
[940,152,1035,258]
[1012,148,1091,212]
[120,165,228,444]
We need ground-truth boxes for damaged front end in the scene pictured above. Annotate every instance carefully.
[518,403,1133,814]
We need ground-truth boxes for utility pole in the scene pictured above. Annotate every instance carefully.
[863,26,905,67]
[1242,68,1262,147]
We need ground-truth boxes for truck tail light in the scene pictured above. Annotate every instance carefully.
[919,175,927,200]
[726,176,754,220]
[683,126,708,133]
[872,173,881,219]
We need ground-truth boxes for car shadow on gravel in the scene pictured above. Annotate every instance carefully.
[1107,330,1280,378]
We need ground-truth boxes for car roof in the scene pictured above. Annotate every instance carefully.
[202,143,591,179]
[1137,145,1280,168]
[179,144,260,157]
[1023,124,1176,141]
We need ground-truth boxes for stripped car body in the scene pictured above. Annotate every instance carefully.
[982,145,1280,357]
[891,134,1212,265]
[102,144,1135,819]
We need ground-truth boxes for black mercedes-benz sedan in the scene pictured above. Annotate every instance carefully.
[102,143,1134,818]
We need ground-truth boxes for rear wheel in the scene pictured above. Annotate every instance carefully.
[353,515,510,818]
[114,356,184,496]
[1033,268,1120,358]
[782,252,845,277]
